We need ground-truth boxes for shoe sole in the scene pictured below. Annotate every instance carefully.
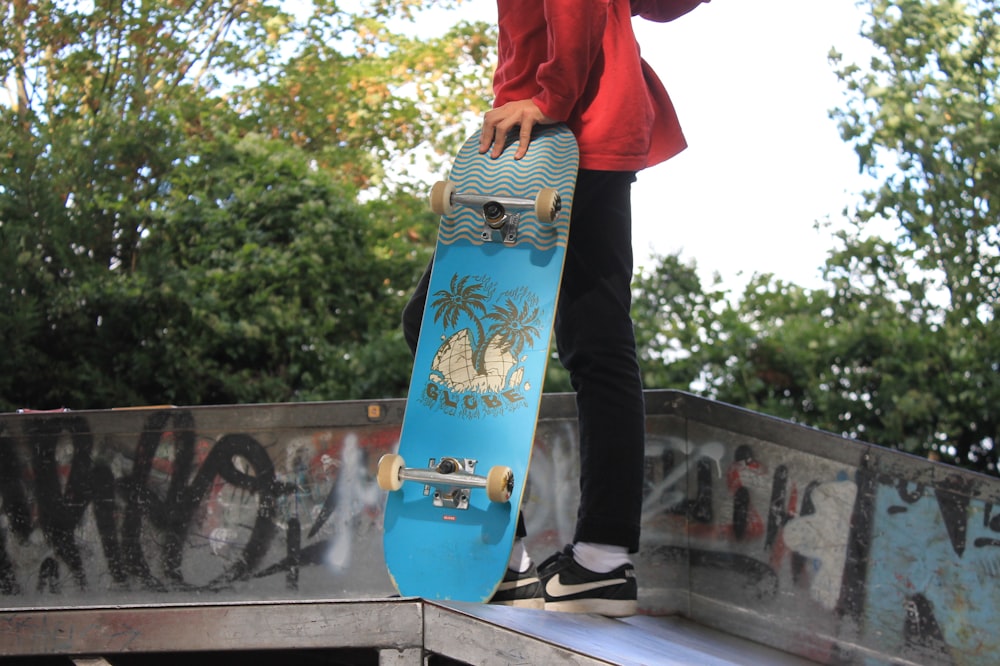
[544,598,638,617]
[491,598,546,610]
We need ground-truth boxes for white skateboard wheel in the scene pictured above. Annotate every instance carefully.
[377,453,405,492]
[486,465,514,503]
[534,188,560,223]
[430,181,456,215]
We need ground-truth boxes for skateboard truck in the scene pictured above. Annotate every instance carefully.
[376,453,514,507]
[429,181,562,245]
[428,457,476,510]
[480,200,519,244]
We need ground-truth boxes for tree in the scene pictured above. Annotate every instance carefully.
[631,252,726,391]
[825,0,999,472]
[0,0,493,410]
[241,0,494,188]
[630,0,998,474]
[140,131,430,404]
[831,0,999,316]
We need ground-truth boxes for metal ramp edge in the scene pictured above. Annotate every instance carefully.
[424,601,819,666]
[0,598,818,665]
[0,598,424,664]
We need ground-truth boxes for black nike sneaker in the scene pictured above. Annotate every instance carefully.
[489,565,545,609]
[537,545,638,617]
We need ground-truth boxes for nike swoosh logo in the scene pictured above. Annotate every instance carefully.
[545,575,627,598]
[497,577,539,592]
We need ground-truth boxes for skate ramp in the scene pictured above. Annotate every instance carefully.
[0,391,995,664]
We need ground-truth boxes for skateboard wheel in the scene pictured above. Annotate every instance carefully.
[377,454,405,492]
[430,181,456,215]
[534,188,560,223]
[486,465,514,503]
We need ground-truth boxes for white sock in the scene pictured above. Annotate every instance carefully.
[572,542,631,573]
[508,539,533,573]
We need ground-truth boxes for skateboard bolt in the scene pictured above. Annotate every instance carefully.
[483,202,505,227]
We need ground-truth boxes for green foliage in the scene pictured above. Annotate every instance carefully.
[231,0,494,187]
[142,132,413,403]
[831,0,1000,315]
[630,0,998,474]
[631,252,725,391]
[826,0,999,471]
[0,0,489,410]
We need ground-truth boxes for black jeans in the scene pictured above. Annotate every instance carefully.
[402,169,645,552]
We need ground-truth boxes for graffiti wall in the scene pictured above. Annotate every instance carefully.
[629,393,1000,666]
[0,392,996,665]
[0,401,402,605]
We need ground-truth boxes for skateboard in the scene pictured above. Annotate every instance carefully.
[378,124,578,602]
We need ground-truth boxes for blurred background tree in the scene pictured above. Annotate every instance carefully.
[0,0,492,408]
[631,0,999,474]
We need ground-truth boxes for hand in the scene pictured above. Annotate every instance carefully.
[479,100,557,160]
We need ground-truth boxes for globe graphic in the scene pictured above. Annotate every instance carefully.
[430,329,523,393]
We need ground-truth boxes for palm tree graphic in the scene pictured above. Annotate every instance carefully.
[432,274,487,336]
[485,297,541,360]
[431,274,540,380]
[431,275,489,370]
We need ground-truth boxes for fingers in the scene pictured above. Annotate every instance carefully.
[478,117,497,155]
[481,115,534,160]
[513,120,535,160]
[479,101,547,160]
[479,110,527,160]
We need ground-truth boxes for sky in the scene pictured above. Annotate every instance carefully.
[630,1,876,295]
[376,0,879,296]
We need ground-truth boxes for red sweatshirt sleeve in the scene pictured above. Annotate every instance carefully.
[493,0,612,123]
[494,0,688,171]
[630,0,710,23]
[533,0,610,122]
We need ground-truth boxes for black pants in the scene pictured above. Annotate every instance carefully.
[402,170,645,552]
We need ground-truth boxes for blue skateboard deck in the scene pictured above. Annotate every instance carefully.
[379,124,578,602]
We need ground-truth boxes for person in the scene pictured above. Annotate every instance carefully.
[402,0,710,617]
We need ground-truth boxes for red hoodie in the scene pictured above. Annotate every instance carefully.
[493,0,706,171]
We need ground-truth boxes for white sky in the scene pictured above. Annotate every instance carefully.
[631,1,876,294]
[402,0,877,296]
